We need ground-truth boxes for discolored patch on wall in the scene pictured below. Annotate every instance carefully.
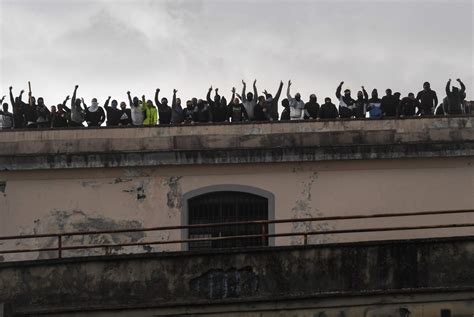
[163,176,183,209]
[190,266,258,300]
[291,170,334,245]
[0,181,6,195]
[123,180,149,202]
[15,210,149,260]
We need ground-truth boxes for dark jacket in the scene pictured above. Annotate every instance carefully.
[381,95,398,117]
[416,89,438,115]
[319,103,339,119]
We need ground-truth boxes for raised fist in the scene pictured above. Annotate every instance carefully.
[9,86,12,91]
[127,91,131,95]
[75,85,79,89]
[173,89,177,94]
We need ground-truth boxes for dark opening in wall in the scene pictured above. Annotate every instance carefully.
[440,309,451,317]
[0,181,6,194]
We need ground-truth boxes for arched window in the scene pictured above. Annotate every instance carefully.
[182,185,274,250]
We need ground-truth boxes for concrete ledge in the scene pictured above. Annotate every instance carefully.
[1,236,474,314]
[0,117,472,170]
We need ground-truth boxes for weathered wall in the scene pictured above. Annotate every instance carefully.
[0,158,473,261]
[1,237,474,316]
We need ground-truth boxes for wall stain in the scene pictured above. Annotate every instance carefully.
[110,178,133,184]
[80,181,101,188]
[16,210,146,259]
[190,266,258,300]
[123,180,148,202]
[291,170,334,245]
[163,176,183,210]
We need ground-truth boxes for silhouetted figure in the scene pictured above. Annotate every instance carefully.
[381,89,398,117]
[353,87,369,118]
[51,96,71,128]
[207,87,228,122]
[0,99,13,129]
[9,87,26,128]
[367,89,382,118]
[287,80,305,120]
[435,103,445,116]
[445,78,466,115]
[36,97,50,128]
[254,95,271,121]
[319,97,339,119]
[263,81,284,120]
[84,98,106,127]
[193,100,212,123]
[280,99,291,121]
[416,82,438,115]
[241,80,258,120]
[155,89,172,125]
[228,91,249,122]
[336,81,356,118]
[104,97,121,126]
[304,94,320,119]
[398,93,419,117]
[127,91,144,126]
[118,102,132,126]
[171,89,184,124]
[23,91,38,128]
[183,100,194,124]
[70,85,86,127]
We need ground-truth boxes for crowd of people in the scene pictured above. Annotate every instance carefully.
[0,79,469,129]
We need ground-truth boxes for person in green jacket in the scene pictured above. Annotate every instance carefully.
[142,95,158,126]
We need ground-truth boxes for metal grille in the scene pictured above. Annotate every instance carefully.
[188,191,268,250]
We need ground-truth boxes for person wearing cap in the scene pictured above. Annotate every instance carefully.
[416,81,438,115]
[84,97,106,127]
[336,81,356,118]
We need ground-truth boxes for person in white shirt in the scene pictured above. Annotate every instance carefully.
[287,80,305,120]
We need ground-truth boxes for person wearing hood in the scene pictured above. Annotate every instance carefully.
[353,86,369,118]
[183,100,195,124]
[171,89,184,124]
[207,87,228,122]
[84,97,106,127]
[9,86,25,128]
[304,94,320,119]
[193,99,212,123]
[367,89,382,118]
[51,96,71,128]
[127,91,144,126]
[445,78,466,115]
[240,79,258,120]
[336,81,356,118]
[104,97,121,126]
[35,97,51,128]
[70,85,86,127]
[381,89,398,117]
[154,88,172,125]
[319,97,339,119]
[280,98,291,121]
[262,81,284,120]
[142,96,157,126]
[227,88,249,122]
[287,80,305,120]
[398,93,419,117]
[416,81,438,115]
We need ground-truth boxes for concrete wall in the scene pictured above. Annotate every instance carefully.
[1,237,474,316]
[0,117,473,261]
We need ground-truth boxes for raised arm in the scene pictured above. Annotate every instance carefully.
[72,85,78,108]
[230,87,235,105]
[274,81,284,102]
[457,78,466,96]
[18,89,24,103]
[446,79,451,96]
[0,95,5,105]
[362,86,368,101]
[206,86,213,104]
[336,81,343,99]
[253,80,258,102]
[155,88,165,111]
[127,91,133,108]
[9,86,15,106]
[172,89,177,109]
[104,96,111,109]
[287,80,292,99]
[241,80,247,102]
[62,96,71,111]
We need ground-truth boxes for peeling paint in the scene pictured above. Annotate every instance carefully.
[110,177,133,184]
[80,181,101,188]
[163,176,183,209]
[123,181,148,202]
[291,171,334,245]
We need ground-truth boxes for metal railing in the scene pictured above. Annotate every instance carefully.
[0,209,473,260]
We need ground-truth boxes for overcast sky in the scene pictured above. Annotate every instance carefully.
[1,0,473,109]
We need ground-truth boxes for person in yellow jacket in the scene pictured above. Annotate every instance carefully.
[142,95,158,126]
